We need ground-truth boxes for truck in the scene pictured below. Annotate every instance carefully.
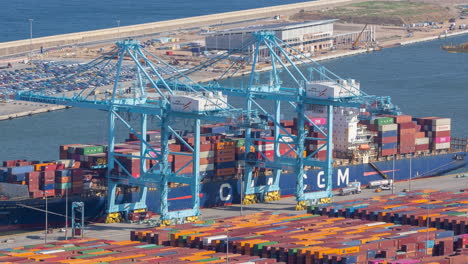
[339,181,361,196]
[368,179,394,189]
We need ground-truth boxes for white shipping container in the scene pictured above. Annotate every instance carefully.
[199,151,214,158]
[57,159,75,168]
[433,142,450,150]
[170,92,228,112]
[378,124,398,132]
[305,79,360,99]
[256,144,274,151]
[430,125,451,132]
[203,235,227,246]
[431,118,451,126]
[415,137,429,145]
[199,164,215,171]
[307,144,327,151]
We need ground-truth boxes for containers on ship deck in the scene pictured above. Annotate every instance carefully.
[371,118,398,156]
[415,117,451,151]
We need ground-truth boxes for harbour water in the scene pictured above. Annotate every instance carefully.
[1,33,467,162]
[1,0,313,42]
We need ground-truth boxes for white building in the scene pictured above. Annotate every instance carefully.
[205,20,336,54]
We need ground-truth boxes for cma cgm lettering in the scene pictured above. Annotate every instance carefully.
[147,151,466,212]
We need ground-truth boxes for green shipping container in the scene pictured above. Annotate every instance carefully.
[373,117,394,125]
[233,138,245,147]
[77,145,105,155]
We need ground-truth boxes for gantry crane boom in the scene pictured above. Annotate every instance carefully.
[15,39,258,223]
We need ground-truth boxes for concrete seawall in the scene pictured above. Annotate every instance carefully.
[0,104,67,121]
[0,0,354,57]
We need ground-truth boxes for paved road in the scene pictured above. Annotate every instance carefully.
[0,173,466,249]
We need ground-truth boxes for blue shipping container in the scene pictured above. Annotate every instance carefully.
[56,169,72,177]
[382,142,398,150]
[9,173,26,181]
[7,165,34,175]
[378,130,398,138]
[42,183,55,190]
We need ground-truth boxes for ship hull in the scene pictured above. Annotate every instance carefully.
[0,151,466,230]
[147,151,467,211]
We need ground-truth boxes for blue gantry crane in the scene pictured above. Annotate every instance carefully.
[15,31,400,221]
[15,39,258,223]
[172,31,400,208]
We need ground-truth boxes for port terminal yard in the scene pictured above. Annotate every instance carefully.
[1,172,466,250]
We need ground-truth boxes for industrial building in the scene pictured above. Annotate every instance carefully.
[205,19,336,55]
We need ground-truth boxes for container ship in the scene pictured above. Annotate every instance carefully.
[0,113,467,231]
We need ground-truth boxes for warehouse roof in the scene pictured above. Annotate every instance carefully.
[212,19,337,35]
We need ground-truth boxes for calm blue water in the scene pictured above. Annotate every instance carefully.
[1,33,467,162]
[1,0,312,42]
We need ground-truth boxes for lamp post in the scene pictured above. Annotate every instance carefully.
[409,154,412,191]
[225,228,229,264]
[116,20,121,39]
[28,18,33,62]
[392,154,395,194]
[426,192,430,256]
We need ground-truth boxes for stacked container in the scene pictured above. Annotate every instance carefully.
[55,169,72,196]
[255,137,274,161]
[373,117,398,156]
[396,116,416,154]
[40,171,55,197]
[415,117,451,151]
[307,131,327,160]
[71,169,84,194]
[27,171,41,198]
[215,141,236,177]
[199,141,215,179]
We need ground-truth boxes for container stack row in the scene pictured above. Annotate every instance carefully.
[130,211,467,264]
[369,117,398,156]
[0,159,93,198]
[414,118,451,151]
[308,190,468,235]
[0,238,278,264]
[365,115,451,156]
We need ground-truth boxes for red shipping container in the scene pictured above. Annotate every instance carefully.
[427,130,451,138]
[41,164,58,171]
[399,128,416,135]
[71,168,84,176]
[29,191,44,198]
[415,132,425,138]
[415,144,429,151]
[199,157,214,165]
[26,171,40,182]
[375,136,398,144]
[280,120,294,127]
[28,184,39,192]
[44,189,55,197]
[386,114,412,124]
[381,148,397,156]
[398,122,416,129]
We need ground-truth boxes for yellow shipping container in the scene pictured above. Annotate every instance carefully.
[315,248,339,258]
[34,162,55,171]
[341,246,360,254]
